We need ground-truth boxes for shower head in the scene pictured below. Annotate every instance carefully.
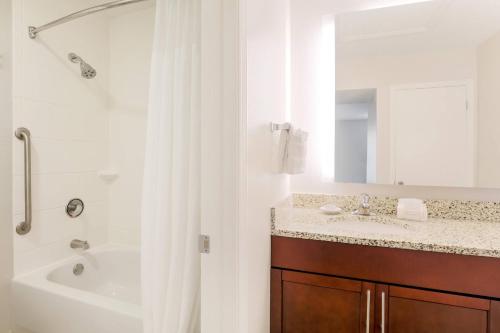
[68,53,97,79]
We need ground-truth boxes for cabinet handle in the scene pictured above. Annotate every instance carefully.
[381,292,386,333]
[366,289,371,333]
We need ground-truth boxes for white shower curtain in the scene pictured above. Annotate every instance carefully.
[141,0,200,332]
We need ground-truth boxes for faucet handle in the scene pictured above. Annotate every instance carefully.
[352,193,371,216]
[360,193,370,207]
[70,239,90,250]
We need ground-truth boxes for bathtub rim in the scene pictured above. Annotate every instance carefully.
[12,244,142,319]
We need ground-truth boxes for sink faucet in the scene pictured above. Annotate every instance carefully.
[353,193,371,216]
[70,239,89,250]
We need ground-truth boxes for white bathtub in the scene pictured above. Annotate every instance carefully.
[12,245,142,333]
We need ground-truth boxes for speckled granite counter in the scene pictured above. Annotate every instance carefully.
[272,194,500,258]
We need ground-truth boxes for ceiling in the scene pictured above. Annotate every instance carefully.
[336,0,439,43]
[335,0,500,58]
[336,88,376,104]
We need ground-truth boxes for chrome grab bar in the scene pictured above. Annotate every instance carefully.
[15,127,32,235]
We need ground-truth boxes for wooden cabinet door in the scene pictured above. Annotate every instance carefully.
[274,270,374,333]
[386,286,489,333]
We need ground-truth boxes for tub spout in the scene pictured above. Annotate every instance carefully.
[71,239,89,250]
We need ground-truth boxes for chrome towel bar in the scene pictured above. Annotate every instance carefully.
[15,127,32,235]
[270,122,291,132]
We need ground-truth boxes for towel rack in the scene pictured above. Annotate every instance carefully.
[270,122,291,132]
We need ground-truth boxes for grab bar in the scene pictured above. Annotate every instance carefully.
[15,127,32,235]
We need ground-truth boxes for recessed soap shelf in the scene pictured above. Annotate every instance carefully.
[98,170,119,182]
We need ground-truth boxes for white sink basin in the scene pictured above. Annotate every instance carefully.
[329,220,410,235]
[326,215,412,235]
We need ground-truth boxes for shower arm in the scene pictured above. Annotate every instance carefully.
[28,0,150,39]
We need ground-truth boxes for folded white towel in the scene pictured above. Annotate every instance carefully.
[284,128,308,174]
[274,126,309,174]
[398,198,424,209]
[274,127,290,173]
[397,198,428,221]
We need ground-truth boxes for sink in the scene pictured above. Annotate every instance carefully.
[325,215,412,235]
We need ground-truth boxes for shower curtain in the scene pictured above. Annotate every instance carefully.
[141,0,200,332]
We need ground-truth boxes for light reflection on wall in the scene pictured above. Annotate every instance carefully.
[318,17,336,181]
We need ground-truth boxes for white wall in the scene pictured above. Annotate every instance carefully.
[12,0,110,275]
[335,119,367,183]
[243,0,290,331]
[107,7,154,245]
[288,0,328,192]
[0,0,13,330]
[366,100,377,183]
[477,31,500,188]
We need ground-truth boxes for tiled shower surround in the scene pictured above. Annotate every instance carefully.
[12,0,154,275]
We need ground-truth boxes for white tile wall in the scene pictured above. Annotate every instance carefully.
[0,0,13,329]
[107,7,154,246]
[10,0,155,277]
[12,0,110,275]
[11,0,155,275]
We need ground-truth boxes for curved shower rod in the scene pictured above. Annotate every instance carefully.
[28,0,151,39]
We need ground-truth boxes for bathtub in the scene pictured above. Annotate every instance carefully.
[12,245,142,333]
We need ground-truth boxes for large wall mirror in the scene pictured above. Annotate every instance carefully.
[333,0,500,188]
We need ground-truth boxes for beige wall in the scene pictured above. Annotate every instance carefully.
[0,0,13,330]
[477,31,500,188]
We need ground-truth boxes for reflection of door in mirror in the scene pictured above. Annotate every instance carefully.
[390,82,474,187]
[335,89,377,184]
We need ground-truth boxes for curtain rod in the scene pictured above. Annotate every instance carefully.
[28,0,151,39]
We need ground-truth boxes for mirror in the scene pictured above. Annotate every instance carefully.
[334,0,500,188]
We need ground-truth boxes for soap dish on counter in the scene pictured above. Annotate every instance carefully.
[319,204,342,215]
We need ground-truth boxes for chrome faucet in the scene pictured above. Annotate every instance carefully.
[353,193,371,216]
[70,239,89,250]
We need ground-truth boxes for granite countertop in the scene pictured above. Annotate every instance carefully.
[272,195,500,258]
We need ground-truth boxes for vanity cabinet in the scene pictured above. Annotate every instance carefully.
[271,236,500,333]
[273,270,490,333]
